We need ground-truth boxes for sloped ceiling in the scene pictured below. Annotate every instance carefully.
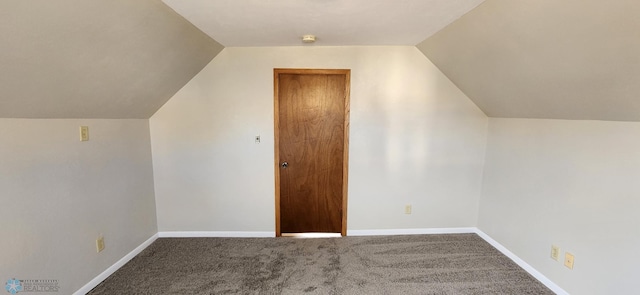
[162,0,485,46]
[4,0,637,122]
[0,0,223,119]
[418,0,640,122]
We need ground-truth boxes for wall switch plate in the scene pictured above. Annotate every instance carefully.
[96,235,105,253]
[551,245,560,261]
[564,252,575,269]
[80,126,89,141]
[404,205,412,214]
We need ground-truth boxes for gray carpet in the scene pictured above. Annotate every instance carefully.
[88,234,554,294]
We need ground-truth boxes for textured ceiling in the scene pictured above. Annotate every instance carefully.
[162,0,485,46]
[418,0,640,122]
[0,0,223,119]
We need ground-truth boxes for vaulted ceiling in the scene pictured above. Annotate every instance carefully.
[418,0,640,122]
[2,0,638,121]
[0,0,222,118]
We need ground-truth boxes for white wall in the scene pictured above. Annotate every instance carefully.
[0,119,157,293]
[150,46,488,232]
[478,118,640,294]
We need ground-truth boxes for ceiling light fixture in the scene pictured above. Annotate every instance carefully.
[302,35,316,43]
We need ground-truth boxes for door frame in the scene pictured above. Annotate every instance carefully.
[273,68,351,237]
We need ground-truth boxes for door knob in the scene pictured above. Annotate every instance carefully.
[281,161,288,168]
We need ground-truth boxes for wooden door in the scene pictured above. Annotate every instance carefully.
[274,69,350,236]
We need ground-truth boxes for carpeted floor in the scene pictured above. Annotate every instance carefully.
[88,234,554,294]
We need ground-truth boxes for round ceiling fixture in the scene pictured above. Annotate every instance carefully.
[302,35,316,43]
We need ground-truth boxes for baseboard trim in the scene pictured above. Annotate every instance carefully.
[158,231,275,238]
[349,227,567,295]
[348,227,477,236]
[473,229,569,295]
[73,233,158,295]
[75,228,567,295]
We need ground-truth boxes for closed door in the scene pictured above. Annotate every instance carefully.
[274,69,350,236]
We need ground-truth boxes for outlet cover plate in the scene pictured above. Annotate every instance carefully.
[551,245,560,261]
[96,236,105,253]
[80,126,89,141]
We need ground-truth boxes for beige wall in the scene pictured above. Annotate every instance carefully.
[6,44,637,295]
[150,46,488,233]
[479,118,640,294]
[0,119,157,293]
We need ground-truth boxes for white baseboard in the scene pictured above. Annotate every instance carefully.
[73,233,158,295]
[348,227,477,236]
[158,231,275,238]
[75,228,567,295]
[473,229,569,295]
[350,227,567,295]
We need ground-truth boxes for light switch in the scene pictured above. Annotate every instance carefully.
[564,252,575,269]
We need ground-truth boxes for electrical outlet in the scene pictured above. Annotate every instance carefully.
[96,235,105,253]
[551,245,560,261]
[80,126,89,141]
[564,252,575,269]
[404,205,412,214]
